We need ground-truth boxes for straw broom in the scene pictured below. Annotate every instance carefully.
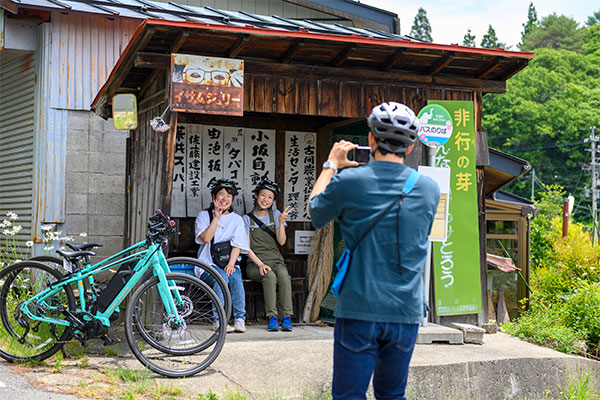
[303,220,334,322]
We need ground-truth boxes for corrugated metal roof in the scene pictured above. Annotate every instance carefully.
[5,0,411,41]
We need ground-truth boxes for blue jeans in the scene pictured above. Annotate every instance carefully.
[332,318,419,400]
[201,265,246,321]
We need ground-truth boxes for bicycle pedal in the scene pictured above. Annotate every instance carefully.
[101,334,121,346]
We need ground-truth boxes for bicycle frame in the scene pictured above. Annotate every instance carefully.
[20,239,183,329]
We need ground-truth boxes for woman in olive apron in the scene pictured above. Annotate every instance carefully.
[244,179,294,331]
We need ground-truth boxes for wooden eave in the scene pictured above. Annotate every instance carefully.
[91,19,534,116]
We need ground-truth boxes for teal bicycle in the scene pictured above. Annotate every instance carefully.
[0,211,227,377]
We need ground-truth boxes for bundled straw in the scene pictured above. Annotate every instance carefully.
[303,221,335,322]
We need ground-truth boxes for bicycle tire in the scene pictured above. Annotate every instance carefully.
[167,257,232,322]
[124,272,227,378]
[0,261,75,363]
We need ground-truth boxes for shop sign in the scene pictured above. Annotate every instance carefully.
[243,129,276,212]
[417,104,453,148]
[284,131,317,222]
[294,230,316,255]
[170,54,243,116]
[430,100,482,316]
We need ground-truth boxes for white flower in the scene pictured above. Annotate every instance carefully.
[40,224,53,232]
[1,220,11,228]
[59,236,73,242]
[3,229,14,236]
[79,232,88,238]
[7,212,18,221]
[43,245,55,251]
[26,241,34,247]
[13,225,22,233]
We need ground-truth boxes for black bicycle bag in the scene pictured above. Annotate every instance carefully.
[96,262,136,313]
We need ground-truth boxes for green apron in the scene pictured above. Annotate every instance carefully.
[247,209,293,317]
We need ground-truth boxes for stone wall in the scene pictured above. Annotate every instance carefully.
[64,110,127,258]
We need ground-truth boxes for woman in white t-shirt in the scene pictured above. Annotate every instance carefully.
[195,179,249,333]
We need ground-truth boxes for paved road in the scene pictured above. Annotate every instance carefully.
[0,362,80,399]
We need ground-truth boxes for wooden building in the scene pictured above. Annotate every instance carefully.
[91,13,533,323]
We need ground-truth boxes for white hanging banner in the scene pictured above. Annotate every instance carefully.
[223,127,246,215]
[243,129,276,211]
[202,125,225,209]
[284,131,316,222]
[171,124,187,217]
[186,124,203,217]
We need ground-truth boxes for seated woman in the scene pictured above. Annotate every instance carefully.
[243,179,294,331]
[195,178,249,333]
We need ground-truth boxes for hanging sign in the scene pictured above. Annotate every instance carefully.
[284,131,317,222]
[186,124,203,216]
[243,129,276,211]
[171,124,187,217]
[430,100,481,316]
[223,127,246,215]
[202,126,225,209]
[171,54,244,116]
[417,104,453,148]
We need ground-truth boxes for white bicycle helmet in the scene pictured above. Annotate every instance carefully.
[367,102,420,154]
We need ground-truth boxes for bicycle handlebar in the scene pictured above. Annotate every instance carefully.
[146,210,178,243]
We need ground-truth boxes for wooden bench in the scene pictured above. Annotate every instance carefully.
[243,277,306,323]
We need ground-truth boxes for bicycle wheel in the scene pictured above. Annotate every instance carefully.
[125,272,226,378]
[167,257,232,322]
[0,261,75,362]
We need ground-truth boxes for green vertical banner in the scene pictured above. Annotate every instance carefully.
[430,100,481,316]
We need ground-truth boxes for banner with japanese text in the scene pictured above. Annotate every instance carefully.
[284,131,317,222]
[243,129,276,212]
[431,100,482,316]
[186,124,203,216]
[223,127,246,215]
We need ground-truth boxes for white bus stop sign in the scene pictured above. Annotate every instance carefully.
[417,104,453,148]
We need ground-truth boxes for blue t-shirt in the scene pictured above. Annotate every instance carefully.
[309,161,440,324]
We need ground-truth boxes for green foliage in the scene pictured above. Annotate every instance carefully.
[409,8,433,42]
[521,14,586,52]
[521,2,539,45]
[558,368,600,399]
[482,47,600,210]
[586,10,600,27]
[480,25,506,49]
[530,185,563,268]
[462,28,476,47]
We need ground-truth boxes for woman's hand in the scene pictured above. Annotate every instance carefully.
[224,263,235,276]
[279,206,294,225]
[212,199,225,217]
[258,263,272,276]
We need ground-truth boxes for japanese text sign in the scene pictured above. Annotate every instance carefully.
[171,54,243,116]
[430,100,482,316]
[284,131,317,222]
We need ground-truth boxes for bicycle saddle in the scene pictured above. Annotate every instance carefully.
[56,249,96,260]
[66,242,103,251]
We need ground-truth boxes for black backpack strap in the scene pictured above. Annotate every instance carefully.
[247,212,278,243]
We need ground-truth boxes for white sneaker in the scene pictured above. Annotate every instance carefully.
[213,322,234,333]
[234,318,246,333]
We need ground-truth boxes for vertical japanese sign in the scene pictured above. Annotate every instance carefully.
[224,127,246,214]
[171,54,243,116]
[284,131,316,222]
[186,124,203,216]
[243,129,275,211]
[202,126,225,209]
[171,124,187,217]
[431,100,481,316]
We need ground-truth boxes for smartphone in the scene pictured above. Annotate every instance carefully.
[351,146,371,165]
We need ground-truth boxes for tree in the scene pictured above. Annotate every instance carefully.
[462,28,476,47]
[520,2,538,47]
[409,8,433,42]
[480,25,505,49]
[521,14,586,52]
[482,48,600,222]
[586,10,600,27]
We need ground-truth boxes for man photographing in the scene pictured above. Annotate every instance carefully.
[308,102,440,399]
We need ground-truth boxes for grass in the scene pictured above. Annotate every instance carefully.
[559,368,600,400]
